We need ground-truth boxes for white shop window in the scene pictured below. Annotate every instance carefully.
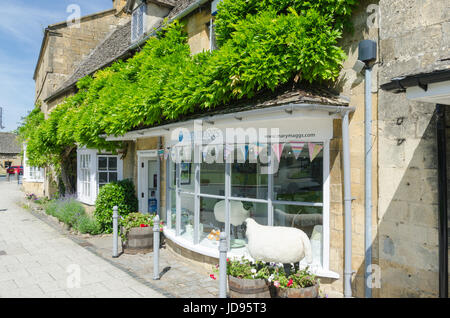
[77,148,124,205]
[22,144,44,183]
[79,154,92,202]
[165,139,336,278]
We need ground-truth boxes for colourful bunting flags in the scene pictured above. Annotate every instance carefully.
[308,143,323,162]
[271,143,284,162]
[290,142,305,160]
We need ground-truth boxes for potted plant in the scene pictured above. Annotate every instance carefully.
[212,257,273,298]
[120,212,164,254]
[271,265,320,298]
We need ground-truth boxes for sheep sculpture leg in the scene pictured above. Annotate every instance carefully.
[244,218,313,265]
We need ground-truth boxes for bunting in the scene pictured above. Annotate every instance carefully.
[271,143,285,162]
[308,143,323,162]
[289,142,305,160]
[224,144,233,161]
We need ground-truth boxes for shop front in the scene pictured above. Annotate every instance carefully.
[108,103,353,279]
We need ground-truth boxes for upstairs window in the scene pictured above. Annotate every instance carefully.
[131,3,146,43]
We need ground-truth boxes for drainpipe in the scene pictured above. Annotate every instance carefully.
[341,109,353,298]
[364,65,373,298]
[436,104,449,298]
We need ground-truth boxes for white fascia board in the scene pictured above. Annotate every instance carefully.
[406,80,450,105]
[104,103,354,142]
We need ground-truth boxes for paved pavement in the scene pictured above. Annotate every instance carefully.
[0,178,219,298]
[0,179,165,298]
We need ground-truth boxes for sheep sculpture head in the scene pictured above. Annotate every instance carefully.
[245,218,313,264]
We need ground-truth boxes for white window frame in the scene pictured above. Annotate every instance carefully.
[77,148,96,205]
[77,149,124,205]
[131,3,146,43]
[22,144,44,183]
[97,154,123,192]
[165,139,336,278]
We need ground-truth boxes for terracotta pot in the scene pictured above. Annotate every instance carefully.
[122,226,155,254]
[228,276,271,298]
[276,283,319,298]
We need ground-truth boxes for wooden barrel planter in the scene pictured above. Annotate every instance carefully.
[275,283,319,298]
[122,226,155,254]
[228,276,271,298]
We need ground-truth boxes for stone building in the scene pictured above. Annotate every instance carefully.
[29,0,450,297]
[0,132,21,175]
[26,0,131,197]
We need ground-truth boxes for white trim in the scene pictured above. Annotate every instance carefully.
[137,150,159,214]
[77,148,124,205]
[105,104,353,141]
[406,80,450,105]
[322,139,330,271]
[167,137,332,270]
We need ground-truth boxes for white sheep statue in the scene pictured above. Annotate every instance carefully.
[245,218,313,264]
[214,200,250,227]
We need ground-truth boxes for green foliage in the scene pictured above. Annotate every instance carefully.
[19,1,357,171]
[220,257,273,280]
[119,212,163,242]
[273,265,318,289]
[94,179,138,233]
[44,198,101,235]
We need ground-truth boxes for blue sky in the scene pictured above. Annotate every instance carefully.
[0,0,113,132]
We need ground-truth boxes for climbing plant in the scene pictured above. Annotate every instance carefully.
[19,0,357,183]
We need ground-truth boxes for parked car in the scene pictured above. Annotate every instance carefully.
[6,166,23,175]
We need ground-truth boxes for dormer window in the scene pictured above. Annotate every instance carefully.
[131,3,146,43]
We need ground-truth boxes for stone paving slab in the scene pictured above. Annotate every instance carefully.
[0,180,165,298]
[0,179,220,298]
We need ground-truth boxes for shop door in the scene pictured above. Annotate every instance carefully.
[138,156,160,215]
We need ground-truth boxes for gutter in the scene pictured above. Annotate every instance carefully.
[380,68,450,92]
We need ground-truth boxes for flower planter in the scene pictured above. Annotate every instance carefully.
[228,276,271,298]
[122,226,155,254]
[275,283,319,298]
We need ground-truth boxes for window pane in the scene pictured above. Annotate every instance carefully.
[199,197,224,249]
[273,204,323,265]
[108,157,117,170]
[169,188,176,230]
[109,172,118,183]
[99,172,108,184]
[98,157,107,170]
[200,161,225,196]
[180,193,195,243]
[274,143,323,203]
[180,162,194,192]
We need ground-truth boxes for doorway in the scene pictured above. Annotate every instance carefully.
[138,151,160,215]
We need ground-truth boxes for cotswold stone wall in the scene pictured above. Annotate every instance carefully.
[321,0,380,298]
[35,9,126,115]
[377,0,450,297]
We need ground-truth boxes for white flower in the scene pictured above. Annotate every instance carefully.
[268,274,274,282]
[251,268,257,274]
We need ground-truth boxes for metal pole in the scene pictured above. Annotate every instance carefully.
[342,110,353,298]
[219,232,227,298]
[112,206,119,258]
[153,215,160,280]
[364,66,373,298]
